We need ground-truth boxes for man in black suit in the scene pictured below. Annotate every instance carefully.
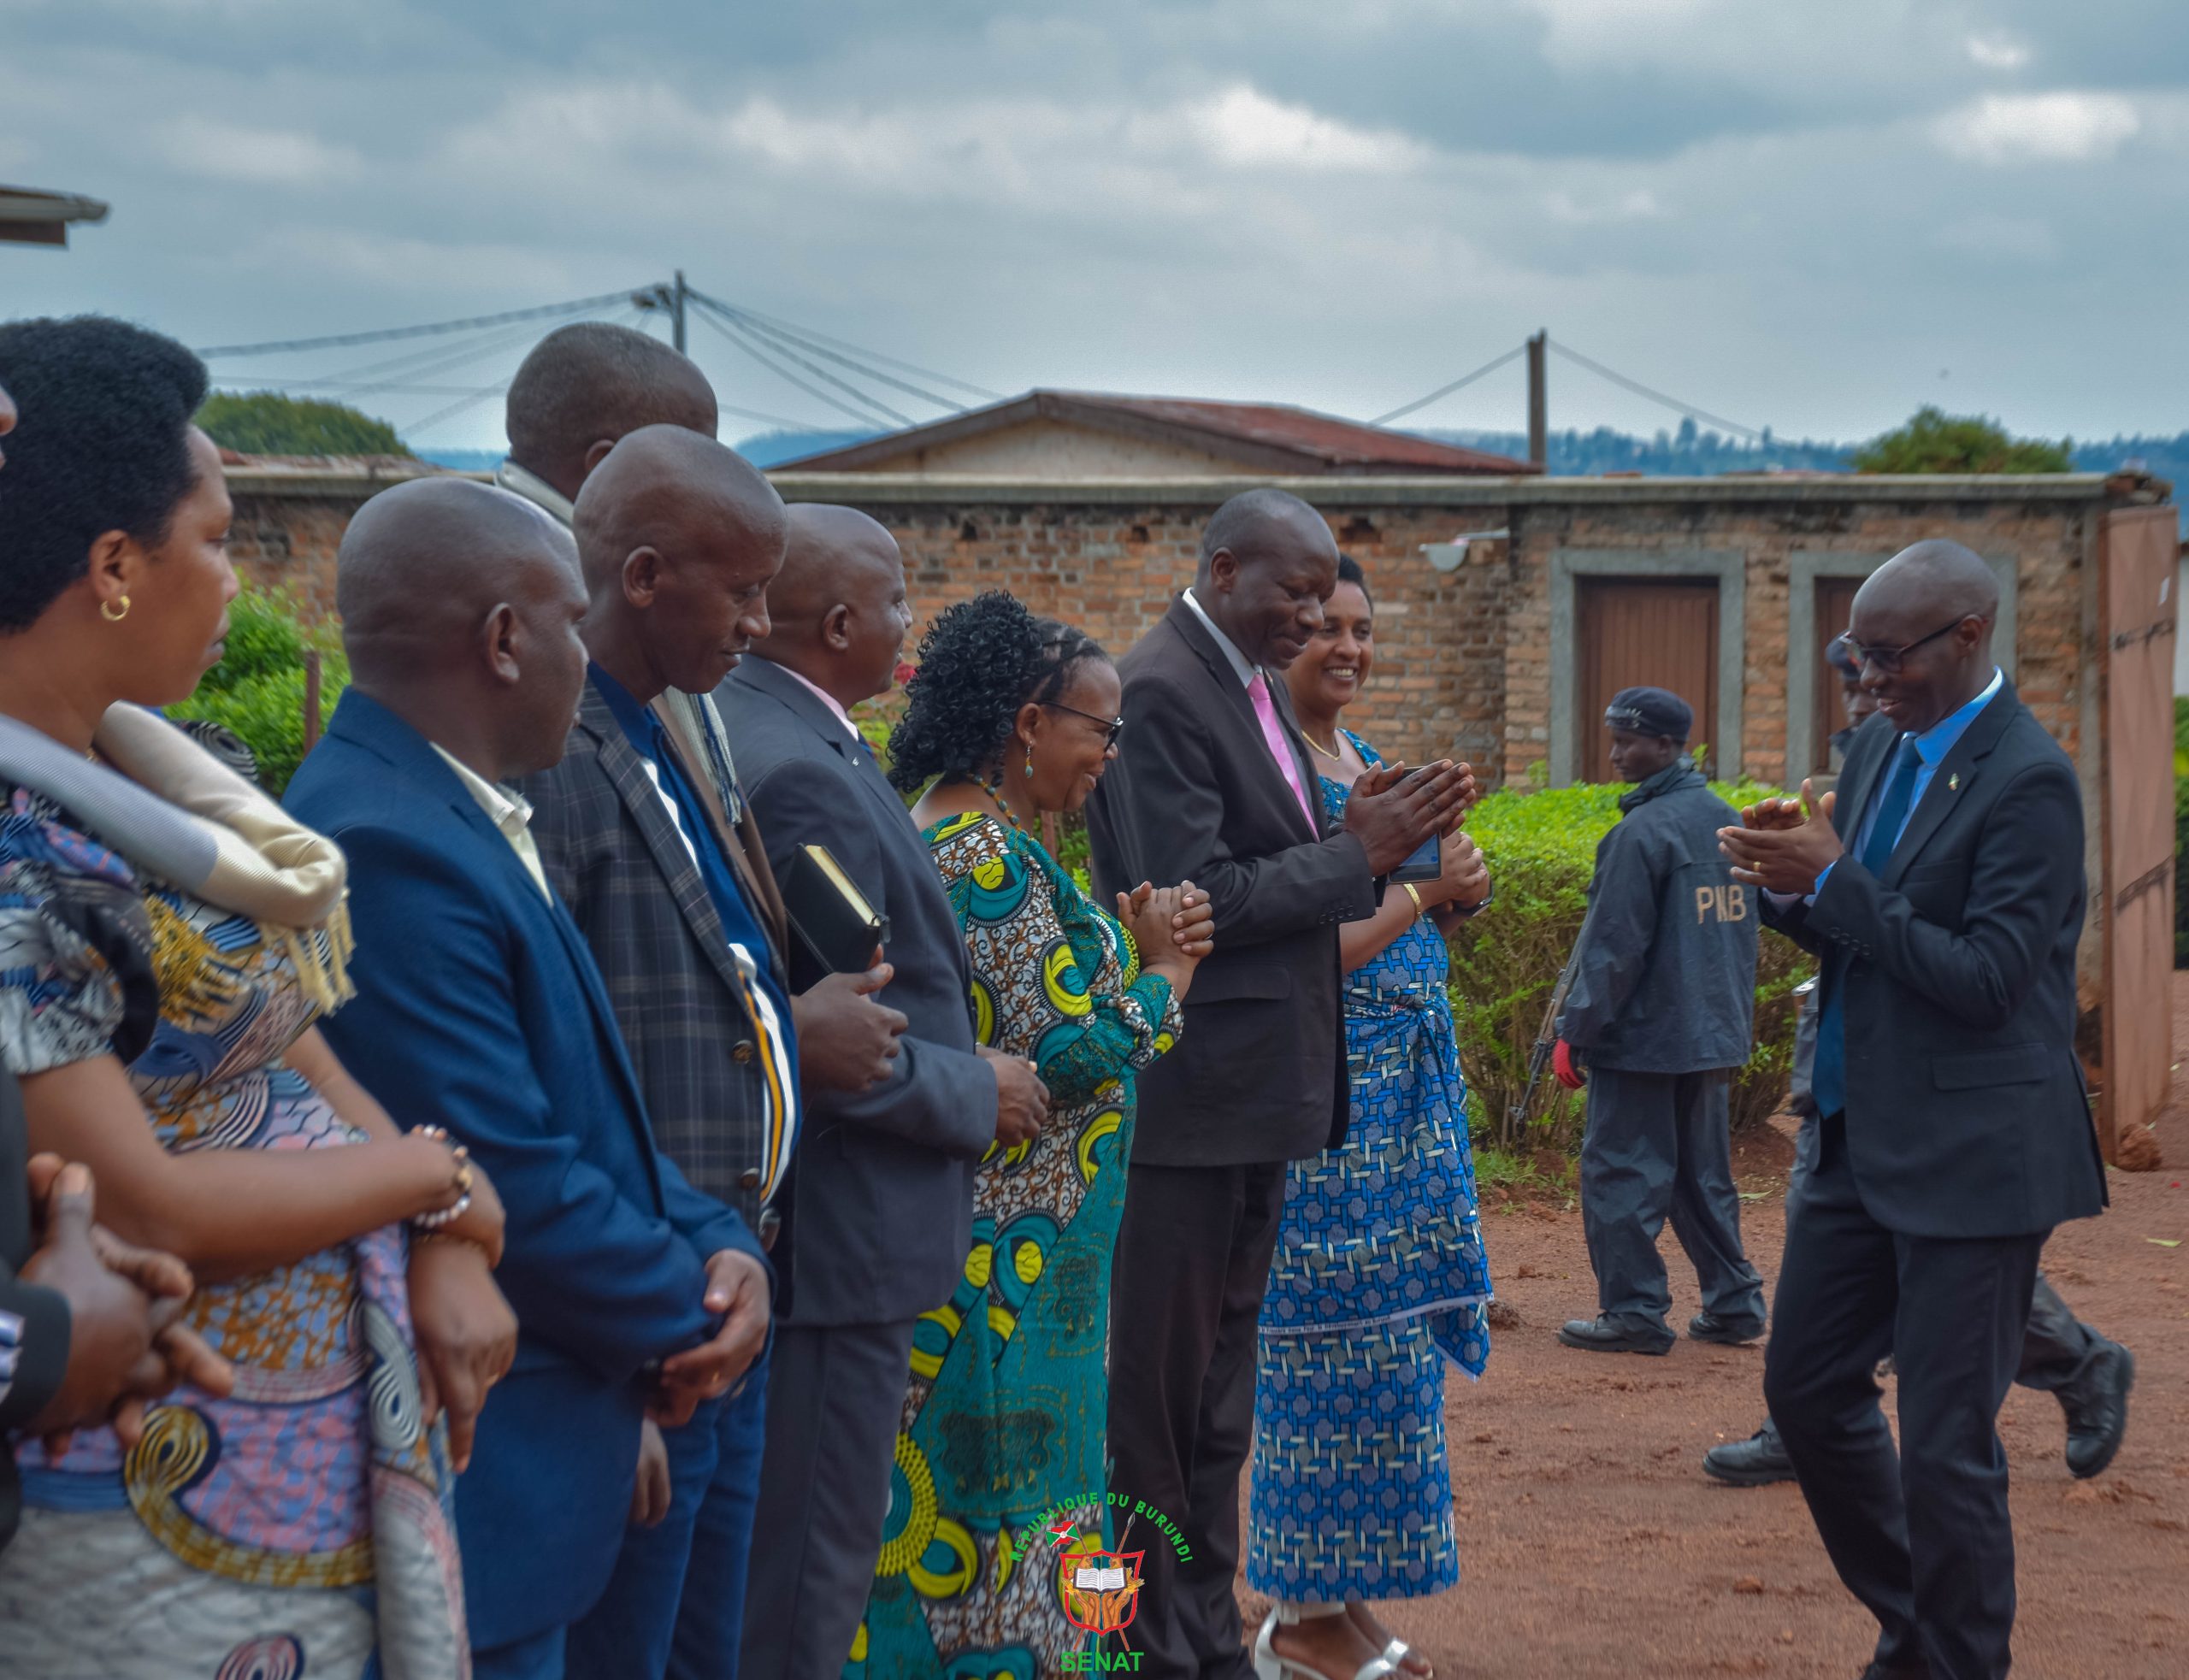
[1085,487,1472,1679]
[1720,540,2109,1680]
[715,504,1048,1680]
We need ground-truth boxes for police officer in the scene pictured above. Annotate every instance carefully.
[1554,686,1768,1355]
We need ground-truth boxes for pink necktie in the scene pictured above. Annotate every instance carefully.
[1248,673,1316,832]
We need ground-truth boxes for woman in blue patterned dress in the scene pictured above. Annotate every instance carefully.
[850,591,1213,1679]
[0,315,515,1678]
[1248,556,1495,1680]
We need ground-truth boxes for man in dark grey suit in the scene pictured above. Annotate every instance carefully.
[716,504,1048,1680]
[1721,540,2109,1680]
[524,429,908,1680]
[1085,488,1472,1679]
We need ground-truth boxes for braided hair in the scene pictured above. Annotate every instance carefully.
[886,591,1108,793]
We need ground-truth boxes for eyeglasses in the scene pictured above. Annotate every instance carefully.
[1835,616,1970,676]
[1043,701,1124,747]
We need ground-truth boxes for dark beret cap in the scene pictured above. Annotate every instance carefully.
[1604,686,1693,740]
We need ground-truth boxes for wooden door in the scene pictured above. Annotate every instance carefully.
[1577,578,1720,781]
[2098,507,2176,1167]
[1811,575,1865,774]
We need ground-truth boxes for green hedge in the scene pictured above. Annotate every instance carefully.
[168,587,347,794]
[1449,780,1812,1153]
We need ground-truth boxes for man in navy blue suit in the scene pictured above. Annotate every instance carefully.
[286,477,771,1680]
[1721,541,2108,1680]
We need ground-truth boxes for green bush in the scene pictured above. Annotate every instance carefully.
[169,587,347,794]
[1448,778,1812,1155]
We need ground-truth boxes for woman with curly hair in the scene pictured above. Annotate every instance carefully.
[850,591,1213,1677]
[0,315,513,1678]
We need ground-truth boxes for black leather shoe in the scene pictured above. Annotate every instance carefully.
[1689,1311,1765,1346]
[2060,1340,2134,1480]
[1558,1313,1674,1355]
[1703,1420,1795,1486]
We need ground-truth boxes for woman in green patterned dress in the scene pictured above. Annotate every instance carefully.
[848,591,1213,1679]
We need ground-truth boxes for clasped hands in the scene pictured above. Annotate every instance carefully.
[19,1156,233,1453]
[633,1245,772,1525]
[1715,777,1843,895]
[651,1247,771,1429]
[1342,758,1481,877]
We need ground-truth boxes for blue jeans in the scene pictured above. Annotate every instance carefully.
[565,1346,771,1680]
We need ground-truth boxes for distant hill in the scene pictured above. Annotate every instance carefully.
[733,428,878,468]
[414,448,504,475]
[1425,421,2186,488]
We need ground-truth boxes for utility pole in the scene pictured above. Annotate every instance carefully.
[671,269,688,354]
[1526,329,1547,469]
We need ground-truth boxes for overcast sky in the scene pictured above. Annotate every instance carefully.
[5,0,2187,451]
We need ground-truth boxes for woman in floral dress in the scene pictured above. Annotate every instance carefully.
[846,591,1212,1679]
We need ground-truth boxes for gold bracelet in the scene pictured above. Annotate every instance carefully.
[1401,882,1425,918]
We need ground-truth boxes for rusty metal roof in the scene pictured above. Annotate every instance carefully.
[777,389,1538,476]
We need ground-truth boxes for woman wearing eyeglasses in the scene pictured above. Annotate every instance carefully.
[854,590,1213,1677]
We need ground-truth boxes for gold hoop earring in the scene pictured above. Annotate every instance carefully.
[101,594,131,623]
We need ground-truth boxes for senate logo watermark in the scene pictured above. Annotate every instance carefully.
[1000,1490,1192,1673]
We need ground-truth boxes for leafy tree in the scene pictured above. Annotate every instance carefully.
[1850,405,2071,475]
[197,391,409,457]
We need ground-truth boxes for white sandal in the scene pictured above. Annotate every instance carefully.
[1378,1636,1433,1679]
[1252,1609,1401,1680]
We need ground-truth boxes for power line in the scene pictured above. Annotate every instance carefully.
[690,304,905,432]
[214,377,497,398]
[193,288,647,358]
[692,288,965,413]
[399,302,648,436]
[1370,345,1528,427]
[724,304,1005,402]
[690,295,910,428]
[1548,340,1765,442]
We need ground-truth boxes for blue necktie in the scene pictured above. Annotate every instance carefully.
[1809,735,1921,1119]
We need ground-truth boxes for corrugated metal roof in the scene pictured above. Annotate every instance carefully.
[777,389,1537,475]
[1051,392,1533,473]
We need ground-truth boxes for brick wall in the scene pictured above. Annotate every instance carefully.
[222,469,2151,797]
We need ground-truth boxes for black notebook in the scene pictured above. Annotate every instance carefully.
[783,842,890,976]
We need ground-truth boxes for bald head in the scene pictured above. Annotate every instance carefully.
[1857,539,2000,628]
[574,425,783,595]
[1848,539,2001,733]
[1197,487,1329,575]
[1195,487,1339,669]
[504,322,717,499]
[751,504,912,708]
[774,504,900,622]
[337,476,588,777]
[572,426,788,699]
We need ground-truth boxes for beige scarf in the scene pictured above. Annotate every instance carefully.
[71,706,357,1011]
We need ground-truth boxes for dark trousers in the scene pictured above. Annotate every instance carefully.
[1790,1112,2102,1393]
[567,1347,773,1680]
[1109,1159,1288,1680]
[1764,1116,2044,1680]
[1579,1066,1766,1331]
[736,1318,917,1680]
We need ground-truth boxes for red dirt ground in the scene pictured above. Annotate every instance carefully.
[1236,977,2189,1678]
